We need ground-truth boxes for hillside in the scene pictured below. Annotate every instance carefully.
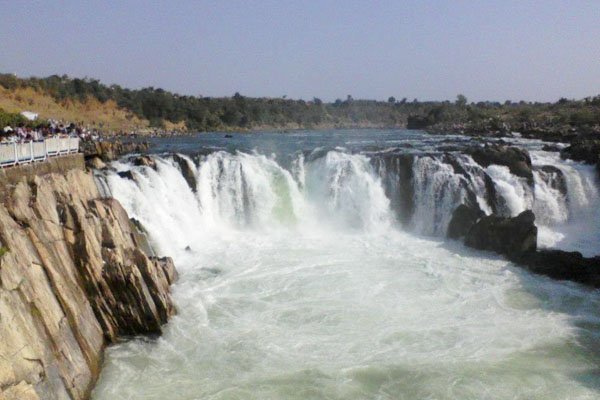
[1,73,599,138]
[0,86,150,132]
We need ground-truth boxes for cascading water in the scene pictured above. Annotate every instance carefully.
[93,141,600,400]
[411,155,468,236]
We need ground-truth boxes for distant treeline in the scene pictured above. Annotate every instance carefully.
[1,73,599,134]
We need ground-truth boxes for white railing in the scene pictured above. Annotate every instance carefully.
[0,137,80,167]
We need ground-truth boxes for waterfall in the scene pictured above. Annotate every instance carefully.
[94,145,600,400]
[101,148,599,255]
[411,155,468,236]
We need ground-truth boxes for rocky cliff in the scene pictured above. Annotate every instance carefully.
[0,156,177,400]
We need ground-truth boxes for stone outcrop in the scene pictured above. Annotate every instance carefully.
[132,155,156,169]
[534,165,567,196]
[370,152,415,225]
[457,209,600,288]
[172,154,197,193]
[561,139,600,178]
[514,250,600,288]
[447,204,484,239]
[467,144,533,184]
[464,210,537,257]
[561,139,600,164]
[0,163,176,399]
[81,140,150,163]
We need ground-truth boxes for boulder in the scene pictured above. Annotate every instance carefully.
[117,170,135,181]
[447,204,485,239]
[82,140,150,162]
[464,210,537,257]
[561,139,600,164]
[542,144,561,152]
[534,165,567,196]
[172,154,197,193]
[86,156,107,170]
[132,155,156,169]
[370,152,415,225]
[515,250,600,288]
[468,144,533,185]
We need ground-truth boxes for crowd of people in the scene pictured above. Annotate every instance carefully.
[1,120,99,144]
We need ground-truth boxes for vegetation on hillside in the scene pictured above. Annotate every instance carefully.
[1,73,599,136]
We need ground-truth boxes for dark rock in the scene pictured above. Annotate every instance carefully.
[514,250,600,288]
[535,165,567,195]
[172,154,197,193]
[117,170,135,181]
[561,140,600,165]
[468,144,533,185]
[542,144,561,152]
[371,152,415,225]
[442,153,499,214]
[447,204,485,239]
[464,210,537,257]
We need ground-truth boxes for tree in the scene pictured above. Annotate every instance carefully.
[388,96,396,104]
[456,94,468,107]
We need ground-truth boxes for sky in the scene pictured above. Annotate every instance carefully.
[1,0,599,102]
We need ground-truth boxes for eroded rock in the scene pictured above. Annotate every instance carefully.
[514,250,600,287]
[464,210,537,257]
[172,154,197,193]
[0,168,176,400]
[447,204,484,239]
[468,144,533,185]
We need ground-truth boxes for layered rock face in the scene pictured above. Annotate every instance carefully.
[0,160,176,400]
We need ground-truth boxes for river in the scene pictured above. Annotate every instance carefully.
[92,129,600,400]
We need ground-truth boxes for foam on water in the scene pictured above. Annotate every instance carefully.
[93,150,600,400]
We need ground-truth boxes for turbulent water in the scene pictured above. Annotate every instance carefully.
[93,130,600,400]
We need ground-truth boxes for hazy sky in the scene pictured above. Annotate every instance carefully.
[1,0,599,102]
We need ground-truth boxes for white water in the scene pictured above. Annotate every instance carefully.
[93,151,600,400]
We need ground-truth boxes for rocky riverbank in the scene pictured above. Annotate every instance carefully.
[0,155,177,400]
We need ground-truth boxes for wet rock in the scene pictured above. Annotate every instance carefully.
[468,144,533,185]
[561,139,600,164]
[535,165,567,195]
[371,152,415,225]
[542,144,561,152]
[514,250,600,288]
[447,204,485,239]
[464,210,537,257]
[132,155,156,169]
[117,170,135,181]
[172,154,197,193]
